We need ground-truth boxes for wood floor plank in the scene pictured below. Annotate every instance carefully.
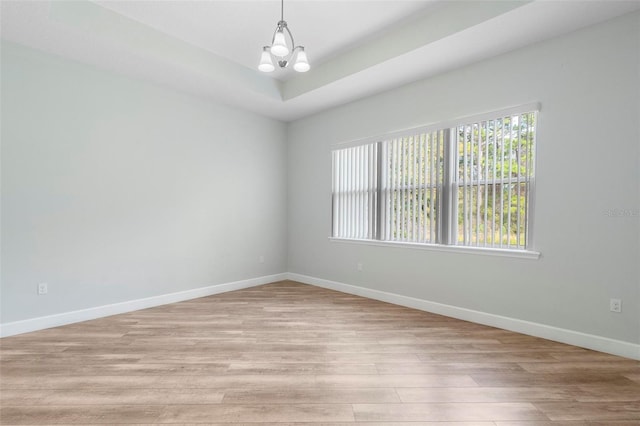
[471,372,637,387]
[396,386,578,403]
[0,388,225,405]
[419,352,559,363]
[63,423,496,426]
[534,401,640,421]
[313,373,477,388]
[353,402,548,421]
[1,280,638,424]
[222,388,400,404]
[495,422,640,426]
[157,404,355,422]
[0,362,230,377]
[0,405,165,424]
[623,372,640,384]
[226,362,378,375]
[518,361,640,374]
[375,362,525,374]
[573,384,640,402]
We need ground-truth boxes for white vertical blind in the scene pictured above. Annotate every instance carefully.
[331,106,537,252]
[332,142,378,239]
[380,131,442,244]
[455,111,536,250]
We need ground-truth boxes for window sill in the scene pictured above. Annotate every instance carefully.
[328,237,541,260]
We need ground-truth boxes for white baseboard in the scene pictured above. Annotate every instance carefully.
[287,272,640,361]
[3,271,638,361]
[0,273,288,338]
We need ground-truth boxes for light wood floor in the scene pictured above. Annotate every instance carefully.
[1,281,639,424]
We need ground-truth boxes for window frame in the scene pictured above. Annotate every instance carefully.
[329,103,541,259]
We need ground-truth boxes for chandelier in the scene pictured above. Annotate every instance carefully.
[258,0,310,73]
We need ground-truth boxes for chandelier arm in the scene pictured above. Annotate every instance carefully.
[284,25,296,51]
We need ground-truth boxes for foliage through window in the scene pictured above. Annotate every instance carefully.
[331,106,537,251]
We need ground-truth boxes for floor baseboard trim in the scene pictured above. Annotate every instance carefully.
[4,272,638,360]
[287,272,640,360]
[0,273,288,338]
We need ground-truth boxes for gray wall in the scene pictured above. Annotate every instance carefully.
[287,13,640,344]
[1,42,288,323]
[2,12,639,347]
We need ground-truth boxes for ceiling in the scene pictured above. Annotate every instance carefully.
[94,0,438,81]
[2,1,639,122]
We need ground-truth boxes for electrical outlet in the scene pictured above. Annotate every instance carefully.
[259,255,265,263]
[38,282,48,295]
[610,298,622,313]
[357,262,363,272]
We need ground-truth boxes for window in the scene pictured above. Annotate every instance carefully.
[331,105,538,253]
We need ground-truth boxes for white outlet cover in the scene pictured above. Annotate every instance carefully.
[610,298,622,312]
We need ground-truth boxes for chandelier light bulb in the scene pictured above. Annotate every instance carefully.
[293,48,310,72]
[271,30,289,57]
[258,47,275,72]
